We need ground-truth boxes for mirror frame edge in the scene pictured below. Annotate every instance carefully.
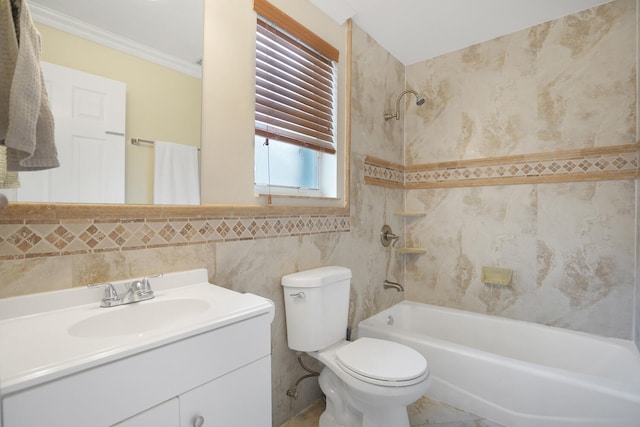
[0,202,350,221]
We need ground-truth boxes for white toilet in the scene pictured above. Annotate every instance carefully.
[281,266,430,427]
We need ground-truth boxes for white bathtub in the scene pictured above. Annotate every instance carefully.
[357,301,640,427]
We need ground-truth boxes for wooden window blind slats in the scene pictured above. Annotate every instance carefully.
[255,85,332,123]
[256,38,333,91]
[255,50,333,105]
[255,73,333,120]
[254,4,337,155]
[253,0,339,63]
[257,23,333,80]
[255,102,333,140]
[255,93,333,133]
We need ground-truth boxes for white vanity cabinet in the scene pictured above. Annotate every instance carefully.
[116,353,271,427]
[179,356,272,426]
[2,313,272,427]
[0,269,275,427]
[114,399,180,427]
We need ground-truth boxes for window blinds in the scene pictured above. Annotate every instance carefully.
[254,8,337,155]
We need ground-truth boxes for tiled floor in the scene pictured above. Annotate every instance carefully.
[282,396,505,426]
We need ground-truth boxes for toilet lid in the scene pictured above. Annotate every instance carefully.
[335,337,428,386]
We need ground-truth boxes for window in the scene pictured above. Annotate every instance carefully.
[253,0,339,199]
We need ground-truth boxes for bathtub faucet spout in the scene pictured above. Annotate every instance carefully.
[383,280,404,292]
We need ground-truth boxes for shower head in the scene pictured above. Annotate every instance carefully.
[384,89,426,121]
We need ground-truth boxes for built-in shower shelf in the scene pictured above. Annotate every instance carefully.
[393,212,426,254]
[394,211,426,217]
[395,248,427,254]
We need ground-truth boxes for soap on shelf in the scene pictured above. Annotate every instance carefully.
[481,266,513,286]
[395,248,427,254]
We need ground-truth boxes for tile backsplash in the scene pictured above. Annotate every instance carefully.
[0,214,350,260]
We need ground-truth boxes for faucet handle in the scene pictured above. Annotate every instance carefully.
[141,274,162,295]
[141,277,153,293]
[88,282,119,305]
[130,277,154,298]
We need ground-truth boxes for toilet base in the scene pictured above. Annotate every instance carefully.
[319,368,362,427]
[318,367,414,427]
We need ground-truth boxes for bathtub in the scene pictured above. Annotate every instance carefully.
[358,301,640,427]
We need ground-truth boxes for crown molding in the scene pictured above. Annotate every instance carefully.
[30,4,201,78]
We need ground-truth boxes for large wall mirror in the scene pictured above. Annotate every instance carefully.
[3,0,203,205]
[2,0,349,215]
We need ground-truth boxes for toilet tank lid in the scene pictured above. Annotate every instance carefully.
[281,266,352,288]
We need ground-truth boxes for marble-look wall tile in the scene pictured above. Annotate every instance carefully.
[401,0,637,339]
[405,185,538,322]
[349,23,406,331]
[405,180,634,338]
[636,178,640,349]
[535,180,634,337]
[0,256,73,298]
[405,28,538,163]
[0,244,217,299]
[536,1,636,149]
[351,25,405,164]
[405,0,636,165]
[635,0,640,353]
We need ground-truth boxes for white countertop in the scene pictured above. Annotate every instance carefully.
[0,269,274,395]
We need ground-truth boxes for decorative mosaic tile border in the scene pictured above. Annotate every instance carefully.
[0,215,350,260]
[365,144,639,189]
[363,157,404,188]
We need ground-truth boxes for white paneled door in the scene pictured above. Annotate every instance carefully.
[16,62,126,203]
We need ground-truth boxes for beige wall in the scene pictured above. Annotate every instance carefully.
[37,24,202,204]
[402,0,637,339]
[636,0,640,350]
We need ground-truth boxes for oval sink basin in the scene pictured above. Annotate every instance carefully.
[68,298,210,338]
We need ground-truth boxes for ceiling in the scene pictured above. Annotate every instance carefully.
[29,0,614,68]
[29,0,203,66]
[310,0,614,64]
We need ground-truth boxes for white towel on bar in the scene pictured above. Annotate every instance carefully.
[153,141,200,205]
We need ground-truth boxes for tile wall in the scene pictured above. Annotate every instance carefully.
[400,0,637,338]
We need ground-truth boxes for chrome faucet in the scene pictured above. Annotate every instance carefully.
[89,277,155,307]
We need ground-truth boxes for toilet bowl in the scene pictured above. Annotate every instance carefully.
[313,338,430,427]
[281,266,430,427]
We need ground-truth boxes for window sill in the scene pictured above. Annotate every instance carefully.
[255,193,339,202]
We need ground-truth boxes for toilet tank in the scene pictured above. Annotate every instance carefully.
[281,266,352,352]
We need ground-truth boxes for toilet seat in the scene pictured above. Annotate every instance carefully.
[335,337,428,387]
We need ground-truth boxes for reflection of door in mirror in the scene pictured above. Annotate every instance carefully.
[12,62,126,203]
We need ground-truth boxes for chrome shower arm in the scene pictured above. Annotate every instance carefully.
[384,89,426,121]
[394,90,419,120]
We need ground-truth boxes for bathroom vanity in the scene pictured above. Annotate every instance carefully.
[0,269,275,427]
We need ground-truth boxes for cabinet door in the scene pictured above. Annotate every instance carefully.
[113,398,179,427]
[179,356,271,427]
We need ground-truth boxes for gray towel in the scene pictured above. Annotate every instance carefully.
[0,145,20,188]
[0,0,18,141]
[1,0,58,171]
